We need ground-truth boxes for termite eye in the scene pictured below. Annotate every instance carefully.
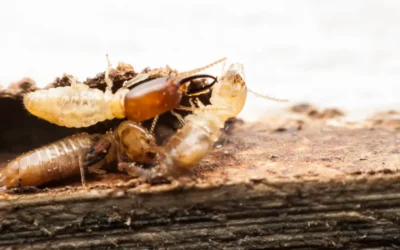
[124,76,182,122]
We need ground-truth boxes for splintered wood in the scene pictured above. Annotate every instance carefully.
[0,106,399,249]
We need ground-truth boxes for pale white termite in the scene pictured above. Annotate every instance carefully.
[159,62,288,172]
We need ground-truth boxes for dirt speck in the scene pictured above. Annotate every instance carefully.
[290,103,345,119]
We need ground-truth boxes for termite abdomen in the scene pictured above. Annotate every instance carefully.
[0,133,110,188]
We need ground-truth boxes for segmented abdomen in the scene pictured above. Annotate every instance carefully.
[0,133,93,188]
[23,85,115,128]
[161,113,225,170]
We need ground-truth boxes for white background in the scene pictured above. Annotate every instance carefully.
[0,0,399,121]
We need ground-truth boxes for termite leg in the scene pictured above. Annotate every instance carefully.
[189,98,197,108]
[118,161,172,183]
[176,97,205,114]
[170,110,186,126]
[118,162,141,177]
[195,97,205,108]
[78,155,87,189]
[117,162,156,179]
[88,163,107,175]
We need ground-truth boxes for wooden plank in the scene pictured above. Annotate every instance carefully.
[0,105,399,249]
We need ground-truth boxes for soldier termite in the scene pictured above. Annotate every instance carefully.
[0,121,157,189]
[23,55,225,132]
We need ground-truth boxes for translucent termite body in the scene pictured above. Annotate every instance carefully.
[23,81,126,128]
[24,56,225,128]
[0,121,157,189]
[159,62,288,171]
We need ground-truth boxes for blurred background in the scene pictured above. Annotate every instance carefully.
[0,0,399,122]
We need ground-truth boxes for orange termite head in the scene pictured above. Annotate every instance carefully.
[124,76,182,122]
[124,74,218,122]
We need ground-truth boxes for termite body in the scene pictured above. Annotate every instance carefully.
[0,133,105,188]
[159,62,288,171]
[0,121,157,189]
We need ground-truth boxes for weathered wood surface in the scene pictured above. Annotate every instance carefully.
[0,106,399,249]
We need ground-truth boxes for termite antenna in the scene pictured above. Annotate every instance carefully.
[176,57,227,80]
[123,73,150,88]
[248,89,289,102]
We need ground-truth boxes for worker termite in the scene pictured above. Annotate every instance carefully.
[0,121,157,189]
[159,61,288,172]
[23,55,225,131]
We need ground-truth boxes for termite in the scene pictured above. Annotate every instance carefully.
[23,55,225,133]
[157,61,289,172]
[0,121,157,189]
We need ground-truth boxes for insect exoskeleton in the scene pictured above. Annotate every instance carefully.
[23,55,225,130]
[0,121,158,189]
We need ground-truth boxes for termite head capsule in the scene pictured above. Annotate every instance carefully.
[116,120,158,164]
[124,75,218,122]
[124,76,182,122]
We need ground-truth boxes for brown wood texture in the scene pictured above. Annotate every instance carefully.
[0,103,399,249]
